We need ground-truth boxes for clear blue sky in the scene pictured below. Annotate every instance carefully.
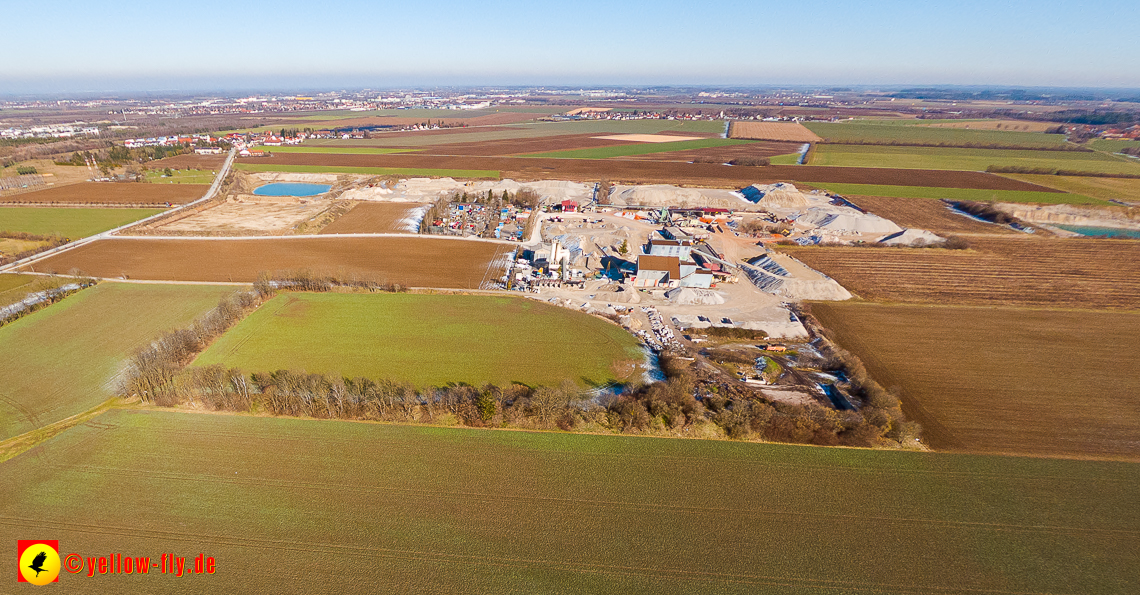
[3,0,1138,92]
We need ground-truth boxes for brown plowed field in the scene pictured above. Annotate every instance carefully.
[248,154,1062,191]
[318,202,426,234]
[147,154,226,170]
[729,121,823,142]
[623,141,804,162]
[419,133,638,156]
[3,182,208,205]
[784,236,1140,309]
[842,195,1017,234]
[23,237,512,288]
[302,112,544,130]
[309,126,519,144]
[810,302,1140,459]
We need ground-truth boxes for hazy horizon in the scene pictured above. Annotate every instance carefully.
[3,0,1137,95]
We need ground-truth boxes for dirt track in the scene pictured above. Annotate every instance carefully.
[21,236,513,288]
[3,182,208,205]
[246,154,1061,191]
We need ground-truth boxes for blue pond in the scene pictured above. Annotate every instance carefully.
[1054,224,1140,239]
[253,182,331,197]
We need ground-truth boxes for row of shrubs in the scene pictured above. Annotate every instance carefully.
[986,165,1140,178]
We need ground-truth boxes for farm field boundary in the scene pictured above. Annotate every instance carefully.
[0,408,1137,594]
[0,182,207,205]
[808,144,1140,176]
[811,183,1102,204]
[809,302,1140,459]
[802,121,1070,148]
[247,154,1062,191]
[996,174,1140,202]
[0,207,165,238]
[523,138,754,159]
[0,282,234,441]
[234,163,500,179]
[262,146,419,155]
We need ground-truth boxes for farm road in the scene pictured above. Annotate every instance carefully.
[0,148,237,274]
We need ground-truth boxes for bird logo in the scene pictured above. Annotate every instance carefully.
[17,540,60,585]
[28,551,48,576]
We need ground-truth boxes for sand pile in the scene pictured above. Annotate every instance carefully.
[878,228,944,246]
[748,183,810,208]
[796,208,903,234]
[665,287,727,305]
[609,185,752,209]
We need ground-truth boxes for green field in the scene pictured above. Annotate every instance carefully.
[0,282,233,441]
[769,152,802,165]
[145,169,216,184]
[233,163,499,179]
[813,182,1106,204]
[809,144,1140,175]
[998,174,1140,202]
[195,293,644,387]
[1089,138,1140,153]
[525,138,752,159]
[0,207,165,238]
[1,408,1137,593]
[0,273,36,307]
[802,121,1069,148]
[258,146,417,155]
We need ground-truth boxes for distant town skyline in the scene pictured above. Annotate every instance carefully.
[3,0,1138,93]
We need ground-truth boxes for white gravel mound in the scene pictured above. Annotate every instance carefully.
[664,288,727,305]
[878,228,945,246]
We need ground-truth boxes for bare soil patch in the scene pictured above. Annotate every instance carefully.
[151,200,333,235]
[810,302,1140,459]
[843,195,1018,234]
[318,202,426,234]
[785,236,1140,309]
[419,133,634,156]
[3,182,206,206]
[23,237,513,288]
[730,122,823,142]
[591,134,704,143]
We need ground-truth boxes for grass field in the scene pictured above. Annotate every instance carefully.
[233,162,499,179]
[0,207,165,238]
[194,293,643,387]
[809,144,1140,175]
[144,169,216,184]
[999,173,1140,202]
[768,152,802,165]
[0,273,36,307]
[809,182,1104,204]
[783,236,1140,309]
[1088,138,1140,153]
[1,408,1137,593]
[0,282,233,441]
[260,146,418,155]
[524,138,752,159]
[802,121,1069,148]
[810,302,1140,459]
